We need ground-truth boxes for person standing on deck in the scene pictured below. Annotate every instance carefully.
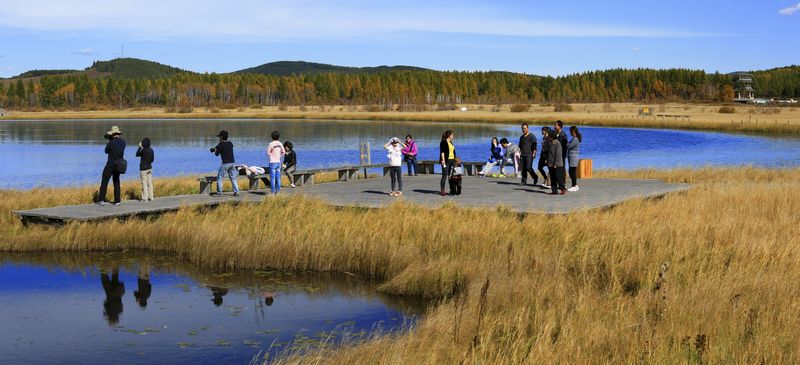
[210,130,239,197]
[385,137,406,196]
[267,131,286,196]
[439,130,456,196]
[554,120,568,167]
[548,130,567,195]
[566,126,582,192]
[402,134,418,176]
[98,126,126,206]
[538,127,552,188]
[518,123,538,186]
[136,138,155,201]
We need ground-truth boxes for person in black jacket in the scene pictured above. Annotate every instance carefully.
[136,137,155,201]
[210,130,239,196]
[518,123,538,186]
[439,130,455,196]
[554,120,568,166]
[98,126,126,206]
[283,141,297,188]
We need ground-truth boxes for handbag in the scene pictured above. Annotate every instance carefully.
[114,158,128,174]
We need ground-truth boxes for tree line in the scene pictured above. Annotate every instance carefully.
[1,67,798,109]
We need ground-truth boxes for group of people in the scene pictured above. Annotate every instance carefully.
[96,121,582,205]
[97,126,155,206]
[209,129,297,197]
[96,126,298,205]
[478,120,582,195]
[381,120,582,197]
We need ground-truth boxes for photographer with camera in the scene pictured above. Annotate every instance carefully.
[98,126,126,206]
[210,130,239,196]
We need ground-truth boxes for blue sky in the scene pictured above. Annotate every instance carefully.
[0,0,798,77]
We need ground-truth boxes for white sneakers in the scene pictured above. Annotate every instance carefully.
[567,186,580,192]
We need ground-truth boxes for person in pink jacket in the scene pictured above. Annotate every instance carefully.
[267,130,285,196]
[401,134,418,176]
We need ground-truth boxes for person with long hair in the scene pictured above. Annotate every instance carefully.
[439,130,455,196]
[567,126,582,192]
[538,127,551,188]
[478,137,504,177]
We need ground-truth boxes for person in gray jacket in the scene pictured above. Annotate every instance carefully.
[567,126,582,192]
[498,138,520,177]
[548,130,566,195]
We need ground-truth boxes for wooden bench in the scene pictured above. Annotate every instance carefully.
[416,160,484,176]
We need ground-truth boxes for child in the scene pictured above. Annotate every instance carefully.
[267,131,285,196]
[283,141,297,188]
[384,137,406,196]
[135,138,155,201]
[448,157,463,195]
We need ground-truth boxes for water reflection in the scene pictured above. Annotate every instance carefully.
[0,251,427,365]
[100,268,125,325]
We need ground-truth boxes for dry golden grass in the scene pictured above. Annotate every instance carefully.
[3,102,799,134]
[1,167,799,363]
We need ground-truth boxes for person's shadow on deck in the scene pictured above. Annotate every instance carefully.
[412,189,443,195]
[362,190,389,195]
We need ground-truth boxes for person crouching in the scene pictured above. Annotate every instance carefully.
[449,157,463,196]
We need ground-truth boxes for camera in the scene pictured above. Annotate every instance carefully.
[209,147,216,153]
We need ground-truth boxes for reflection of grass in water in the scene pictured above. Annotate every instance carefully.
[4,167,800,363]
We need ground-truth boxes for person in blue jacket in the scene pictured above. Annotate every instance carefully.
[478,137,504,177]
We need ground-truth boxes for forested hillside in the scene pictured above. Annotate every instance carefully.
[1,61,798,109]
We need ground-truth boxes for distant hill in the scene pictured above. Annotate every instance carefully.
[6,58,191,81]
[88,58,192,78]
[12,69,81,78]
[234,61,430,76]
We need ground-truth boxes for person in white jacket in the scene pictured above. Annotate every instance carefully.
[384,137,406,196]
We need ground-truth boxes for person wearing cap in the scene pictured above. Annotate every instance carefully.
[210,130,239,196]
[98,126,126,206]
[384,137,406,197]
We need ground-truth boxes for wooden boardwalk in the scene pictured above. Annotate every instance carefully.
[14,175,690,224]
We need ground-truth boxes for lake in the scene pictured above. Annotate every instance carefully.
[0,252,426,364]
[1,119,799,189]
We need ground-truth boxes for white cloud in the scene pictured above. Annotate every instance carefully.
[0,0,716,40]
[778,3,800,15]
[70,48,96,55]
[631,47,642,52]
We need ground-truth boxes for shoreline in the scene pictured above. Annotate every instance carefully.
[2,102,799,134]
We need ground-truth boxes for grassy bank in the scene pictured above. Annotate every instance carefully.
[2,167,799,363]
[2,103,799,134]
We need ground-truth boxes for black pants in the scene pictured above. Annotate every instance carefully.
[389,166,402,191]
[99,163,121,203]
[449,176,462,195]
[551,166,566,193]
[520,154,538,184]
[537,158,549,184]
[569,167,578,187]
[440,159,454,192]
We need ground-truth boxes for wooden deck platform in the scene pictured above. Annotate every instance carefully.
[14,175,691,224]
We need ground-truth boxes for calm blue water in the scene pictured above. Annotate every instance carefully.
[1,119,798,189]
[0,252,424,364]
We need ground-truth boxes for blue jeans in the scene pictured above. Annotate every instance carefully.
[269,162,281,193]
[217,163,239,194]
